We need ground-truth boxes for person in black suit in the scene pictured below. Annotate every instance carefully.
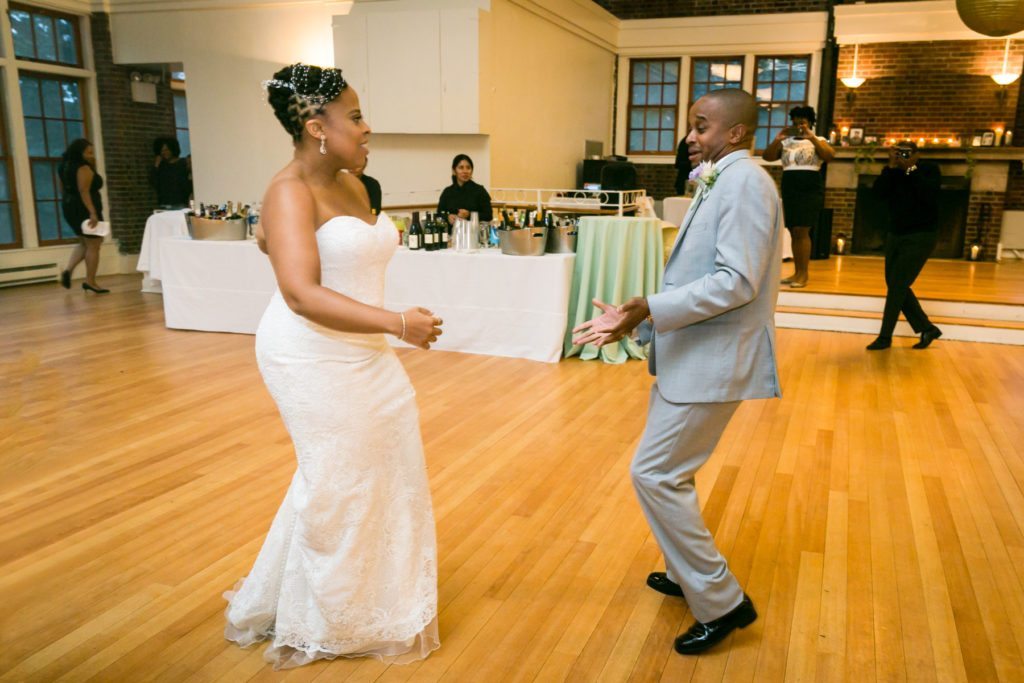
[674,139,692,196]
[351,161,382,215]
[866,141,943,351]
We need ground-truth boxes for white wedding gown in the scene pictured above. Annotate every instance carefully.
[224,213,439,669]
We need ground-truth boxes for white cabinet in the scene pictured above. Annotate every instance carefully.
[334,4,480,135]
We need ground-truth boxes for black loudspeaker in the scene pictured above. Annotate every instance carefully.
[811,208,833,260]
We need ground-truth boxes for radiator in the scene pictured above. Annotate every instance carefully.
[0,262,59,287]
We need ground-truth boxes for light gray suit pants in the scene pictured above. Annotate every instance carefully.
[630,383,744,623]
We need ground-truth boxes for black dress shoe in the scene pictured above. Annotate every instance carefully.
[674,594,757,655]
[866,336,892,351]
[647,572,685,598]
[82,282,110,294]
[913,327,942,349]
[60,270,71,289]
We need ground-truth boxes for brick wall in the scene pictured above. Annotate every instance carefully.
[825,187,856,237]
[91,12,177,254]
[831,40,1021,140]
[966,192,1004,258]
[634,164,678,200]
[1006,161,1024,211]
[591,0,931,19]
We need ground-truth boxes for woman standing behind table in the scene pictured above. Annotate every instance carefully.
[437,154,492,223]
[762,105,834,288]
[59,138,108,293]
[150,136,192,208]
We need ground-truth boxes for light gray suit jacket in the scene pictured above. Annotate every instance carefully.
[638,150,783,404]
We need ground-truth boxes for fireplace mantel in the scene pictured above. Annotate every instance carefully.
[831,148,1024,162]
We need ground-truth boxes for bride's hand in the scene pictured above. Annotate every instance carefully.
[402,307,443,349]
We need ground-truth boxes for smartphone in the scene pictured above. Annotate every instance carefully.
[783,126,801,137]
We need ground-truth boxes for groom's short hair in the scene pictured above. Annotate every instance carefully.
[702,88,759,131]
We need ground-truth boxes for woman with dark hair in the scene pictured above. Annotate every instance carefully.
[762,105,834,288]
[59,138,107,293]
[222,63,441,669]
[437,153,492,223]
[149,135,192,207]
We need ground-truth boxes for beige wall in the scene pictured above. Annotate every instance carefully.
[480,0,616,189]
[110,4,336,204]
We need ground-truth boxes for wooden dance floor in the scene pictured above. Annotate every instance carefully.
[2,274,1024,682]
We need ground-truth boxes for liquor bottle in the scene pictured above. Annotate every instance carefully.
[424,213,437,251]
[408,211,423,250]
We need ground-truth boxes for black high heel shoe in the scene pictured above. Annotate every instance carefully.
[82,282,110,294]
[60,270,71,289]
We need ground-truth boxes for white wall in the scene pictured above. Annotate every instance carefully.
[480,0,616,188]
[109,4,337,204]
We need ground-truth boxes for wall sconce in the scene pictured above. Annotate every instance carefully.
[841,44,867,91]
[992,38,1020,86]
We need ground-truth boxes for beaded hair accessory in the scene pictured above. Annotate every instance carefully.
[263,64,348,138]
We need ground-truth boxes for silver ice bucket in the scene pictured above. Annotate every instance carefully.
[186,214,247,241]
[498,227,547,256]
[545,224,578,254]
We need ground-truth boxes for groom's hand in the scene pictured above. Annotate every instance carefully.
[572,296,650,347]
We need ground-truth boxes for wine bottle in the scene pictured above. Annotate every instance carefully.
[408,211,423,250]
[424,213,437,251]
[440,213,450,249]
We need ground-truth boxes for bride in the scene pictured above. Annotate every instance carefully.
[223,63,442,669]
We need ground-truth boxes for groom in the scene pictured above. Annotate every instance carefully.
[574,88,782,655]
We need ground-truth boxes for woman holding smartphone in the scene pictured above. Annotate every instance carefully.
[762,106,834,288]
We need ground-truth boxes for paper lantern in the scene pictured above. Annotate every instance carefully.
[956,0,1024,37]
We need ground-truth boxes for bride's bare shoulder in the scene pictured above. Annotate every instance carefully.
[263,168,314,212]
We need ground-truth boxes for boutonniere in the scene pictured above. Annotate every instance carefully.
[688,160,719,198]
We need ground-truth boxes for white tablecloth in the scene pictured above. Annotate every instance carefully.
[386,249,575,363]
[137,210,189,292]
[158,239,575,363]
[662,196,692,227]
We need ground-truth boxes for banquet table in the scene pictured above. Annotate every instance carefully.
[158,238,574,363]
[564,216,664,364]
[137,210,189,292]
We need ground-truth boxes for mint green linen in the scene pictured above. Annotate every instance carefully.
[564,216,665,364]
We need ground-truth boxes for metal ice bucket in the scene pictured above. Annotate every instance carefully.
[545,223,578,254]
[186,214,248,241]
[498,227,547,256]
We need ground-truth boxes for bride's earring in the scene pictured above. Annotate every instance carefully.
[319,135,327,155]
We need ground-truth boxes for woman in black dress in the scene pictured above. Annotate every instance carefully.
[150,136,192,208]
[437,154,492,223]
[59,139,108,293]
[762,106,834,288]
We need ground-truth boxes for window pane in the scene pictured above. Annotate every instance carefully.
[757,58,772,77]
[32,160,56,200]
[0,204,14,244]
[710,63,728,82]
[37,201,59,241]
[10,10,34,58]
[663,84,678,105]
[773,83,789,101]
[173,94,189,127]
[20,77,42,117]
[0,166,9,201]
[630,109,643,129]
[629,130,643,152]
[42,80,63,118]
[645,130,658,150]
[773,58,790,82]
[66,120,85,145]
[633,62,647,83]
[792,58,809,79]
[692,83,708,101]
[25,119,46,156]
[645,109,659,128]
[771,106,788,126]
[61,81,82,119]
[177,130,191,157]
[758,106,770,126]
[755,128,769,151]
[632,84,646,106]
[33,15,57,62]
[726,63,742,82]
[45,120,66,156]
[56,18,77,64]
[648,85,662,105]
[665,60,679,81]
[650,62,663,83]
[756,85,772,102]
[660,131,675,152]
[790,82,807,102]
[694,61,709,82]
[661,108,675,129]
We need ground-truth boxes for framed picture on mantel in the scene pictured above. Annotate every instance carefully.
[848,127,864,145]
[973,129,994,146]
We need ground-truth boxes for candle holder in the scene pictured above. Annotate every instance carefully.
[835,233,848,255]
[968,243,982,261]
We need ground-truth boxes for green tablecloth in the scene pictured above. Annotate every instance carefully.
[563,216,664,364]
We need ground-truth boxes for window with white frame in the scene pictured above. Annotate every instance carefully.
[689,57,744,105]
[627,58,680,155]
[754,55,811,151]
[8,3,82,67]
[0,94,20,249]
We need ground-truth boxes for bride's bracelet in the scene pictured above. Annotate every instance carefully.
[398,312,407,341]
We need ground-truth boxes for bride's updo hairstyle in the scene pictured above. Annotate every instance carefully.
[264,63,348,142]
